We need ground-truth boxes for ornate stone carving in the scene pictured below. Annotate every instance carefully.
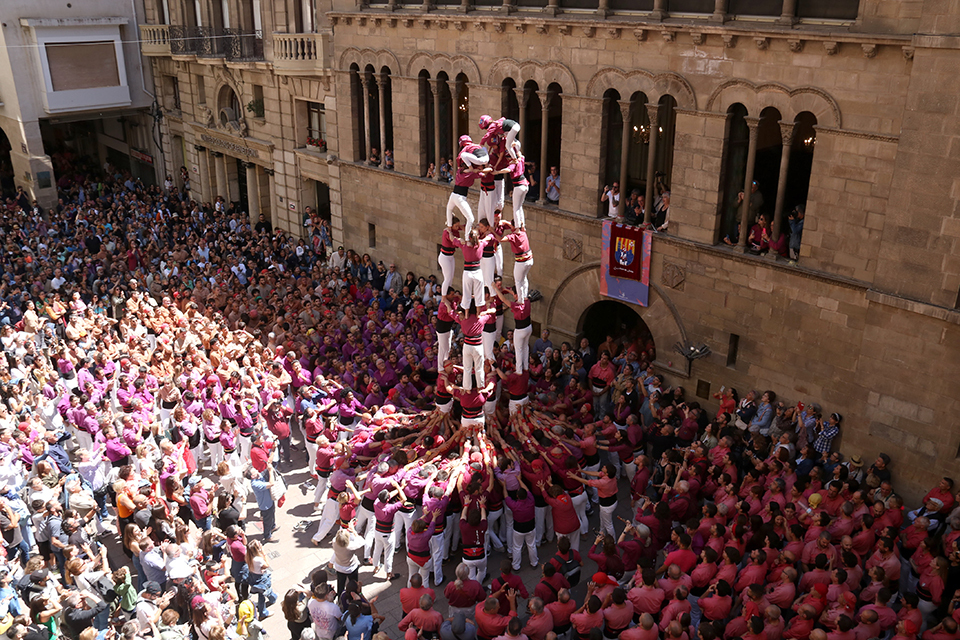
[690,32,704,46]
[704,79,842,129]
[373,17,382,26]
[823,41,838,55]
[607,27,620,38]
[661,262,685,290]
[417,19,430,28]
[563,232,583,262]
[453,20,465,30]
[558,24,571,35]
[358,17,366,26]
[476,21,487,31]
[582,26,595,37]
[535,23,548,34]
[755,37,768,50]
[402,18,413,27]
[515,23,526,33]
[633,28,646,42]
[722,34,736,48]
[902,46,915,60]
[344,16,353,25]
[788,39,803,52]
[861,43,877,58]
[388,18,397,27]
[661,30,675,43]
[437,20,448,28]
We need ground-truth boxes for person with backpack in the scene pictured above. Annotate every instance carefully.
[549,536,582,590]
[533,563,569,605]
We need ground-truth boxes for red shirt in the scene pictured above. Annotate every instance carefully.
[662,549,698,574]
[699,594,732,621]
[399,586,436,615]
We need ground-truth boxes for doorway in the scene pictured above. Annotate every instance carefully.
[578,300,656,363]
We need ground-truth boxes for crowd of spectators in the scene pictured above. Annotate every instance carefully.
[0,155,950,640]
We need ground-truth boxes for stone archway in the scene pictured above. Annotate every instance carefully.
[545,263,690,377]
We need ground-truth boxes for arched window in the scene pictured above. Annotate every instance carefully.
[625,91,651,201]
[753,106,783,224]
[454,73,470,160]
[349,64,365,162]
[419,70,434,176]
[789,112,817,212]
[364,65,380,161]
[501,78,519,123]
[600,88,623,216]
[718,103,749,243]
[656,94,678,188]
[544,82,564,202]
[217,86,241,124]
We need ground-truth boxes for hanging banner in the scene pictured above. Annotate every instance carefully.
[609,223,645,280]
[600,221,652,307]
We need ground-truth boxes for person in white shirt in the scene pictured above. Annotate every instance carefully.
[328,247,346,271]
[601,182,621,217]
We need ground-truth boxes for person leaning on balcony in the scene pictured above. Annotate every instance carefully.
[788,205,805,261]
[368,147,380,166]
[737,180,764,225]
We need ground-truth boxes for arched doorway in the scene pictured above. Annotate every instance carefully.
[578,300,656,364]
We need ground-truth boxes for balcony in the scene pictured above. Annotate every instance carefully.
[273,31,332,77]
[139,24,170,56]
[168,25,263,61]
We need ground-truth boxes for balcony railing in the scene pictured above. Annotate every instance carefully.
[167,25,263,61]
[139,24,170,56]
[273,31,332,75]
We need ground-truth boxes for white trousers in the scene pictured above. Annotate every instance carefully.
[396,508,420,550]
[437,329,452,371]
[482,330,497,363]
[464,557,487,582]
[509,397,529,415]
[504,124,521,160]
[406,556,433,587]
[312,497,339,543]
[461,269,485,310]
[447,192,475,236]
[481,256,496,292]
[511,184,529,228]
[514,324,533,374]
[438,252,456,296]
[312,474,330,506]
[514,258,533,303]
[430,533,447,585]
[599,502,617,538]
[372,529,397,574]
[462,343,485,390]
[486,508,505,551]
[571,491,589,535]
[355,505,376,555]
[558,530,581,554]
[511,529,538,571]
[479,189,497,226]
[534,505,554,544]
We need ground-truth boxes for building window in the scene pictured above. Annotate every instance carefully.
[248,84,264,118]
[197,74,206,105]
[161,76,180,112]
[726,334,739,367]
[368,223,376,248]
[307,102,326,145]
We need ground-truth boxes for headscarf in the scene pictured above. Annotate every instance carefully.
[236,600,256,636]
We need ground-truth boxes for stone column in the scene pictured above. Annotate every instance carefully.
[194,146,210,202]
[772,121,795,242]
[544,0,559,15]
[617,100,632,216]
[738,116,760,249]
[361,73,372,160]
[377,74,389,158]
[212,151,227,200]
[514,87,529,153]
[538,90,551,203]
[596,0,609,17]
[452,80,461,160]
[244,162,260,222]
[711,0,728,22]
[431,78,443,181]
[651,0,667,20]
[778,0,797,24]
[643,103,660,225]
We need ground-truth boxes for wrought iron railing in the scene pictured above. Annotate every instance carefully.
[167,25,262,60]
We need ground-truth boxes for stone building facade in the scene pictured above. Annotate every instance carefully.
[140,0,960,501]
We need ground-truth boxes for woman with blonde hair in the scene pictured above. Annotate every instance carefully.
[245,539,278,619]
